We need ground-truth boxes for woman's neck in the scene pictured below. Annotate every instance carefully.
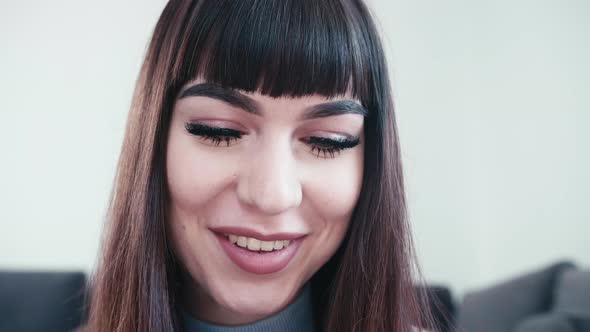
[182,283,315,331]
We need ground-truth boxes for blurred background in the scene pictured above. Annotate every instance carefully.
[0,0,588,302]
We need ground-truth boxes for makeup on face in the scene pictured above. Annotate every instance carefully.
[210,226,307,274]
[177,82,366,159]
[166,80,365,323]
[184,121,361,159]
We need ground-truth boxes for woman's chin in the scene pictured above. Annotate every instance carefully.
[223,295,286,319]
[209,286,295,324]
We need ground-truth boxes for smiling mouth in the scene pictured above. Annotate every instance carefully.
[224,234,291,252]
[214,231,303,274]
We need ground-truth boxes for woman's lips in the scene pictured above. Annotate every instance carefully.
[213,232,304,274]
[210,226,306,241]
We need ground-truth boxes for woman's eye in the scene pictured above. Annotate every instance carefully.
[184,122,360,158]
[184,122,243,147]
[303,136,361,159]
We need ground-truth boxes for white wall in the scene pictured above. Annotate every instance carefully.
[0,0,165,272]
[1,0,588,297]
[370,0,590,294]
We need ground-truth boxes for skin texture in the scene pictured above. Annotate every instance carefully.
[166,79,365,325]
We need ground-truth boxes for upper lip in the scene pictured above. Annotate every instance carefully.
[210,226,307,241]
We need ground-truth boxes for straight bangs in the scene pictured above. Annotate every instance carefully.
[169,0,375,102]
[86,1,437,331]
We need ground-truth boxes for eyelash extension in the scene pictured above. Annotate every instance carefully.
[184,122,242,146]
[184,122,360,158]
[303,136,360,159]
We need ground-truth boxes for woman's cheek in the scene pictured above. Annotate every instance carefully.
[166,132,239,212]
[306,151,364,221]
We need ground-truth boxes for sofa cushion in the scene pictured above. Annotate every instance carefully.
[553,269,590,316]
[570,315,590,332]
[514,313,576,332]
[0,271,86,332]
[456,261,576,332]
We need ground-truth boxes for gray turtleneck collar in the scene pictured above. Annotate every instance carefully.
[182,284,315,332]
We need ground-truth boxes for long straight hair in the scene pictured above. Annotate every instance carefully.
[86,0,434,331]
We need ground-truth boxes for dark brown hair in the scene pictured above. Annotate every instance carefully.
[86,0,434,331]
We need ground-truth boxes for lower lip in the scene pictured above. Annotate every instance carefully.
[214,232,303,275]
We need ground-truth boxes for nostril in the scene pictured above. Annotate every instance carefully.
[234,151,302,214]
[236,181,302,215]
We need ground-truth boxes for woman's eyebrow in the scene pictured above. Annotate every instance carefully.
[179,83,260,115]
[302,100,368,120]
[178,82,368,119]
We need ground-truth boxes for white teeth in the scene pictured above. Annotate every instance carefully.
[260,240,275,251]
[237,236,248,247]
[247,238,261,250]
[229,234,238,244]
[225,234,292,252]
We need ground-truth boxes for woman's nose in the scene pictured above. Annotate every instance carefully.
[236,139,302,215]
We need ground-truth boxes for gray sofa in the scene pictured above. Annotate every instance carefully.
[1,261,588,332]
[0,271,86,332]
[455,261,590,332]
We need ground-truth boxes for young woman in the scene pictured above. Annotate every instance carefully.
[86,0,434,331]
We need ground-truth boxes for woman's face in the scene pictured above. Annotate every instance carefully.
[166,79,365,324]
